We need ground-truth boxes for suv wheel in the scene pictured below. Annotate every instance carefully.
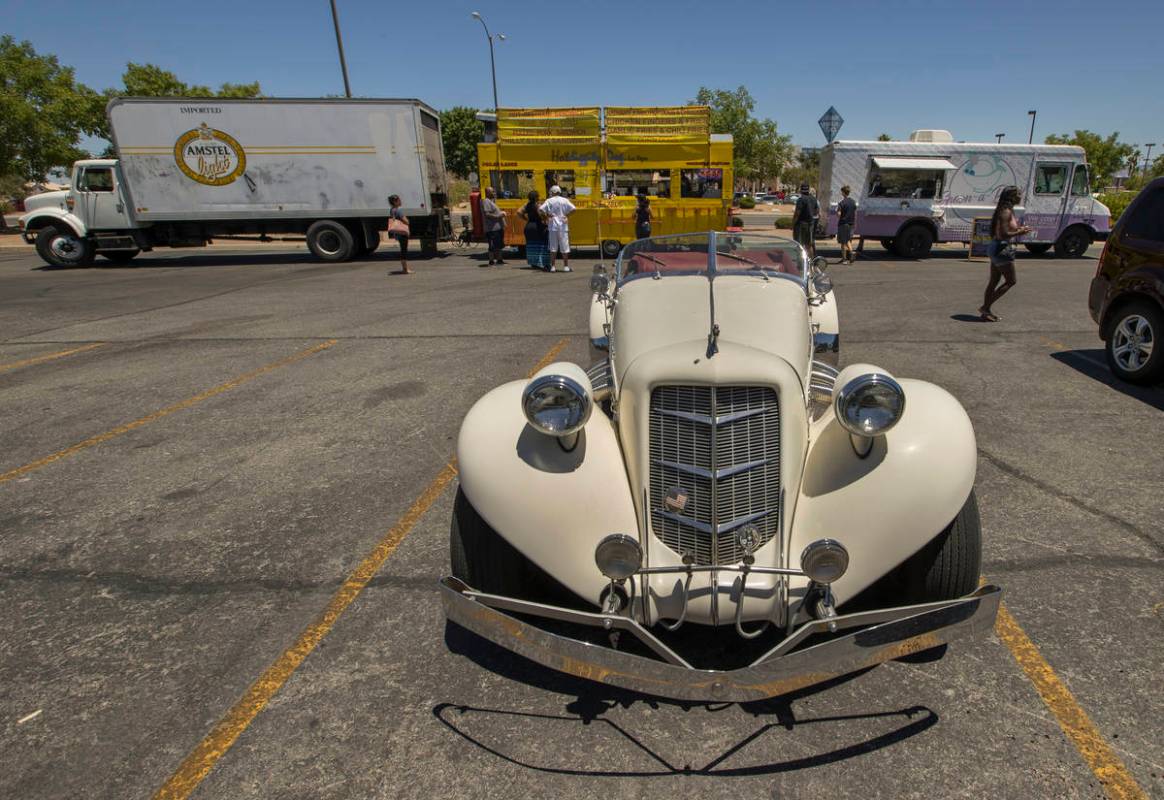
[1105,300,1163,384]
[1054,226,1091,258]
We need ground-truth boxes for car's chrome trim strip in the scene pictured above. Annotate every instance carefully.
[654,457,771,480]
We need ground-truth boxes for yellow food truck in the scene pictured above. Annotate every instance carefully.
[477,106,733,257]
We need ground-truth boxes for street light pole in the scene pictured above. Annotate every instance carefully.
[471,12,506,111]
[995,133,1005,143]
[329,0,352,98]
[1145,143,1157,170]
[1027,110,1037,144]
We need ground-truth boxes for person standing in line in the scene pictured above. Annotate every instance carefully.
[791,182,820,259]
[387,194,411,275]
[836,185,857,264]
[518,189,549,269]
[480,187,507,266]
[539,185,575,272]
[634,193,652,240]
[980,185,1031,321]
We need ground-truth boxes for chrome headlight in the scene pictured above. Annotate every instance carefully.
[834,370,905,437]
[595,534,642,581]
[522,363,593,437]
[800,539,849,584]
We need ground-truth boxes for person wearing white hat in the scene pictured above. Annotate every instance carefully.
[538,184,576,272]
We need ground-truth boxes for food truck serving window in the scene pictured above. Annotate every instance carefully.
[681,168,723,199]
[490,170,537,199]
[607,169,671,197]
[546,171,577,198]
[867,168,944,199]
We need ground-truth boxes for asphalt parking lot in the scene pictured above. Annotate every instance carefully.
[1,237,1161,799]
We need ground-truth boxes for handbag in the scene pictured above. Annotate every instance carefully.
[388,217,410,237]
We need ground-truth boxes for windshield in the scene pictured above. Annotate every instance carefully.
[617,232,805,282]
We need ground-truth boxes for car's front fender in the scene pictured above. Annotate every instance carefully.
[456,380,637,607]
[790,378,977,605]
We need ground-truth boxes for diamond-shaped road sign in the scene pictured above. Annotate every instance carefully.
[818,106,844,143]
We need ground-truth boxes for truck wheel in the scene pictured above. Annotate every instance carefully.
[36,225,94,268]
[450,487,530,597]
[306,220,355,262]
[894,225,934,259]
[601,239,622,258]
[1104,299,1163,384]
[1054,226,1091,258]
[901,490,982,603]
[101,250,139,264]
[878,238,895,251]
[1023,243,1052,255]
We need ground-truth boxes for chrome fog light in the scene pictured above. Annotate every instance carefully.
[522,373,592,436]
[595,534,643,581]
[800,539,849,584]
[834,372,905,437]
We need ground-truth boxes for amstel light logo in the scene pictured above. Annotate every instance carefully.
[174,123,246,186]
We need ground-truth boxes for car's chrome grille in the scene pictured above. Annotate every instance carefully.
[649,385,781,565]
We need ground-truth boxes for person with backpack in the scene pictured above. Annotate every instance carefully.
[791,183,820,259]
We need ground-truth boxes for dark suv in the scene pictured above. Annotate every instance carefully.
[1088,178,1164,384]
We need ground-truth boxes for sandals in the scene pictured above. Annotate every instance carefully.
[978,307,999,322]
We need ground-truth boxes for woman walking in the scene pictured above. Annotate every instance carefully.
[388,194,412,275]
[518,190,549,270]
[634,193,652,240]
[980,186,1031,320]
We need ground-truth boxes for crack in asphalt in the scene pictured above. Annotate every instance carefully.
[978,448,1164,556]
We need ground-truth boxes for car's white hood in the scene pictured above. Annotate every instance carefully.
[611,275,811,382]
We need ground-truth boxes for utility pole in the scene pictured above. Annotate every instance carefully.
[995,133,1005,143]
[1027,110,1037,144]
[471,12,506,111]
[329,0,352,98]
[1145,143,1157,170]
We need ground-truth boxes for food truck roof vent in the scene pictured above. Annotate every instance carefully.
[908,130,954,143]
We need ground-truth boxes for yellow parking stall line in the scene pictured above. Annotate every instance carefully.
[994,596,1148,799]
[0,342,105,374]
[0,340,337,486]
[152,336,570,800]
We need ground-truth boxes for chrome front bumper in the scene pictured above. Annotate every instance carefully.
[440,576,1001,703]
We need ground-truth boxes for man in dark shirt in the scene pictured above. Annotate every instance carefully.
[791,183,820,259]
[836,184,857,264]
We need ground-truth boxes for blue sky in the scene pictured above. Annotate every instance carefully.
[6,0,1163,153]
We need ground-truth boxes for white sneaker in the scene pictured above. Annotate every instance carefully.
[548,265,556,273]
[562,266,572,272]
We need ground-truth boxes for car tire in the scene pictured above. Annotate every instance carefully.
[1104,299,1164,384]
[1023,243,1052,255]
[601,239,622,258]
[1054,226,1091,258]
[894,225,934,259]
[306,220,355,262]
[900,490,982,602]
[878,238,895,251]
[100,250,139,264]
[35,225,94,268]
[450,487,533,597]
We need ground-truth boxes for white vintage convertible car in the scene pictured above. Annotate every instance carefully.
[441,232,1000,702]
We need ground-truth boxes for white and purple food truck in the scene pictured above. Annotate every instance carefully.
[818,131,1111,258]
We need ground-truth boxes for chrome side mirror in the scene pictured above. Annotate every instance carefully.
[590,265,610,298]
[811,255,829,273]
[812,272,834,296]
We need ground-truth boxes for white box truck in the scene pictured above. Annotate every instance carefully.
[818,130,1110,258]
[20,97,450,267]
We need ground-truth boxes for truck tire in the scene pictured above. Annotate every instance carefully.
[306,220,355,262]
[101,250,139,264]
[35,225,94,268]
[1054,226,1091,258]
[894,225,934,259]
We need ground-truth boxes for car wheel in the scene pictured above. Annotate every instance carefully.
[901,490,982,603]
[450,487,534,597]
[894,225,934,259]
[878,238,895,251]
[1023,243,1052,255]
[601,239,622,258]
[35,225,94,268]
[1054,226,1091,258]
[306,220,355,262]
[1105,300,1163,384]
[100,250,139,264]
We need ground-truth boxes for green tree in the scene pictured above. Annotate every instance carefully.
[690,86,794,186]
[439,106,484,178]
[1044,130,1134,190]
[85,63,262,149]
[877,133,893,141]
[0,36,96,180]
